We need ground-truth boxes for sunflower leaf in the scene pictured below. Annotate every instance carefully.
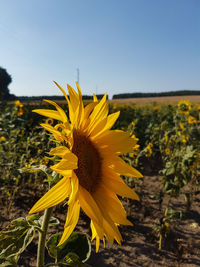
[0,217,35,266]
[27,214,60,228]
[46,232,91,263]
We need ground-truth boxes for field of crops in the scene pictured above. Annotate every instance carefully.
[1,96,200,266]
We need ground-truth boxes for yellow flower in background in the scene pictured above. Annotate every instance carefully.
[112,103,117,110]
[153,105,159,111]
[165,148,170,155]
[40,157,49,165]
[0,136,6,142]
[25,164,31,168]
[145,143,153,157]
[129,136,140,157]
[131,121,135,127]
[188,116,197,124]
[177,100,191,115]
[15,100,24,108]
[17,108,23,116]
[182,135,188,144]
[38,148,42,154]
[196,104,200,111]
[164,133,168,145]
[29,82,142,251]
[29,157,35,163]
[179,122,185,130]
[15,100,24,116]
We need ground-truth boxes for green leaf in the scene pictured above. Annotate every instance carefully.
[39,215,60,227]
[0,217,35,266]
[27,214,59,228]
[47,232,91,263]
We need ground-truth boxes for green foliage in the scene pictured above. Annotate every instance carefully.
[1,99,200,260]
[0,215,61,266]
[46,232,91,265]
[0,67,14,101]
[0,217,35,266]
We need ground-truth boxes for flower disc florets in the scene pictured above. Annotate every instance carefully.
[72,130,102,193]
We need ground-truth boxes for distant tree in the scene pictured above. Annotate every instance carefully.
[0,67,12,100]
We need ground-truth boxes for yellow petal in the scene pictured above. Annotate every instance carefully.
[50,146,77,161]
[90,111,120,138]
[67,84,79,112]
[32,109,62,121]
[51,155,78,172]
[106,156,143,178]
[29,177,71,214]
[103,218,122,245]
[43,99,70,128]
[53,81,70,102]
[93,184,133,225]
[79,102,97,131]
[40,123,65,142]
[88,94,108,132]
[83,102,97,119]
[90,221,100,252]
[102,169,140,201]
[58,200,80,246]
[102,174,140,201]
[49,146,71,156]
[89,117,107,137]
[93,94,98,102]
[78,186,103,230]
[67,84,82,127]
[53,81,74,126]
[95,130,137,154]
[68,173,79,205]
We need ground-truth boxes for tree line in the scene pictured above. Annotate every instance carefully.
[1,66,200,102]
[112,90,200,99]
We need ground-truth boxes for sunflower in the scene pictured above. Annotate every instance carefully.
[177,100,191,115]
[188,116,197,124]
[29,82,142,251]
[165,148,170,155]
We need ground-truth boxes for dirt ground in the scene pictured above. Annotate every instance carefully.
[1,174,200,267]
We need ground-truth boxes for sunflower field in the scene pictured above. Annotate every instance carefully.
[1,87,200,267]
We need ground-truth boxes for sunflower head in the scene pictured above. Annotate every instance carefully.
[29,82,142,251]
[188,116,197,124]
[177,100,191,115]
[165,148,170,155]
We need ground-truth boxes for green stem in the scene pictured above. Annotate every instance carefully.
[37,207,53,267]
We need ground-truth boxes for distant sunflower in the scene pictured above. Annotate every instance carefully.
[29,82,142,251]
[177,100,191,115]
[188,116,197,124]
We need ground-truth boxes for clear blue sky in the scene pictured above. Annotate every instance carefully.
[0,0,199,98]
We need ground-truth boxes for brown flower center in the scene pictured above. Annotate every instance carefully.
[72,130,102,193]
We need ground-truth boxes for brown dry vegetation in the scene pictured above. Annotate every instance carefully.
[108,95,200,104]
[24,95,200,106]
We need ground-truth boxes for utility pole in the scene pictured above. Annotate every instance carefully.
[77,68,79,84]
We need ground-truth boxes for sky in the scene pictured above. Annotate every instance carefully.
[0,0,199,98]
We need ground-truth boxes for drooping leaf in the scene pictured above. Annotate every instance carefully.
[0,217,35,266]
[47,232,91,263]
